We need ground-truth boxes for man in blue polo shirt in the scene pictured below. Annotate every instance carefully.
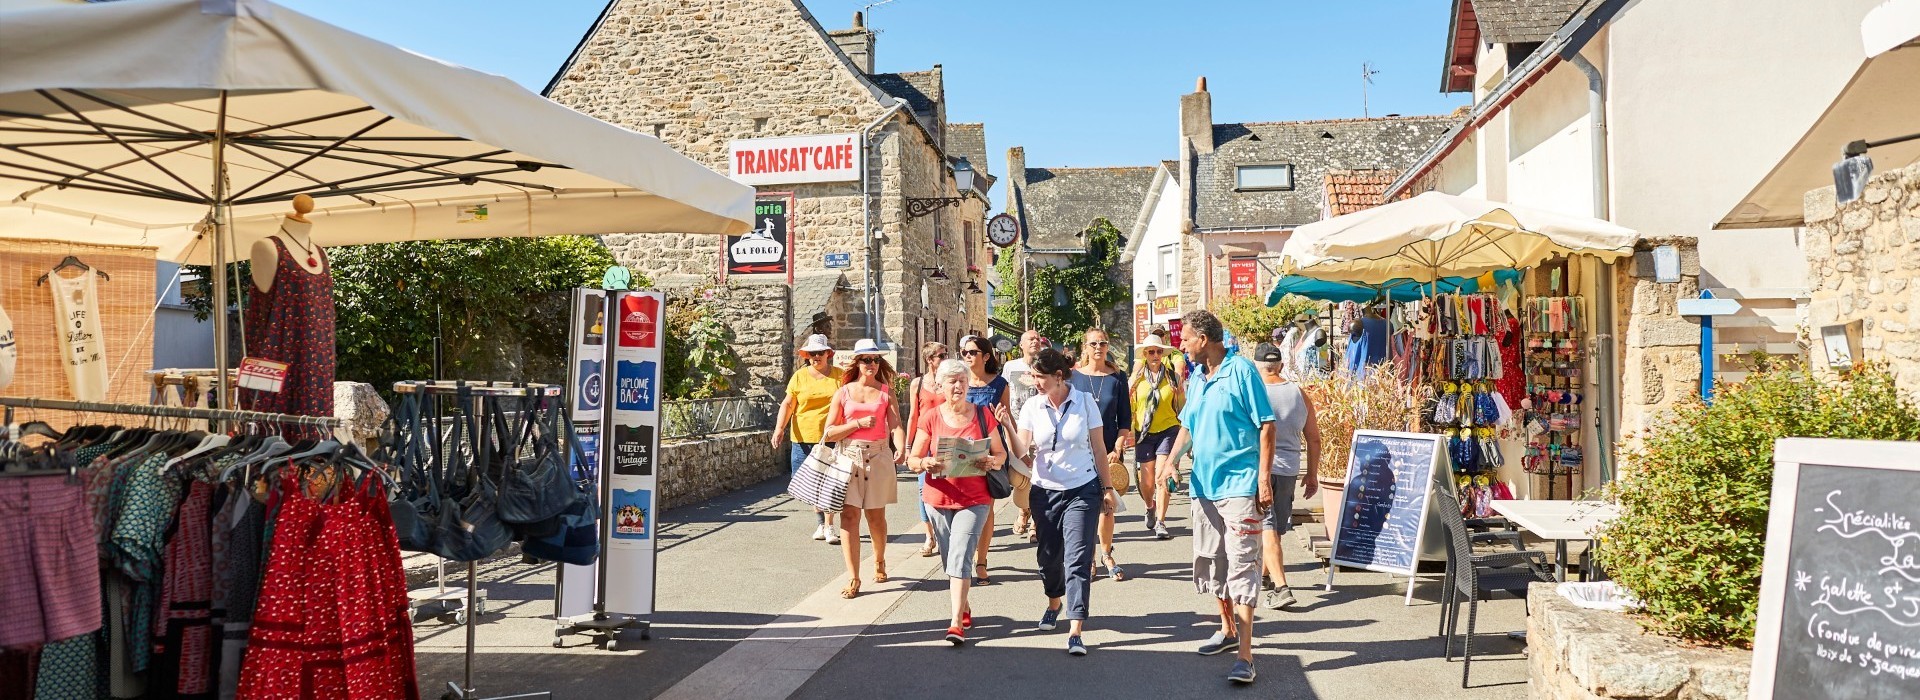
[1166,309,1275,685]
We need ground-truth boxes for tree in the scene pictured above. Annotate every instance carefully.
[190,236,621,392]
[992,217,1131,348]
[1216,292,1320,347]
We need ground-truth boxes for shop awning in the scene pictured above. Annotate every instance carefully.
[1265,269,1524,306]
[1719,0,1920,229]
[0,0,756,264]
[1280,192,1637,284]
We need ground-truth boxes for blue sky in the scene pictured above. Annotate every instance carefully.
[281,0,1467,185]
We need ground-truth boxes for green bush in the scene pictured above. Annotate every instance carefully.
[1599,361,1920,646]
[1216,292,1319,347]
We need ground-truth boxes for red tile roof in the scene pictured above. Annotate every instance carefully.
[1324,169,1404,217]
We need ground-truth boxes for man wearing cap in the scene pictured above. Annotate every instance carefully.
[1252,340,1321,610]
[1166,310,1274,684]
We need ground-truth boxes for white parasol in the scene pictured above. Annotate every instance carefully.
[1280,191,1638,284]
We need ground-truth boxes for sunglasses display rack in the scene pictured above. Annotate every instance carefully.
[1521,295,1586,499]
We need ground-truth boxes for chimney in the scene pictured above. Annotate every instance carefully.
[829,12,876,74]
[1180,76,1214,155]
[1006,146,1026,189]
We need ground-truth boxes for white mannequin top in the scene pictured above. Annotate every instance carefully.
[250,217,325,292]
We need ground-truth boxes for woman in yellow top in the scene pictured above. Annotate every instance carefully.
[773,334,844,543]
[1129,332,1185,540]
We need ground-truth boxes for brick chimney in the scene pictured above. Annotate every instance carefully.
[829,12,876,74]
[1181,76,1213,155]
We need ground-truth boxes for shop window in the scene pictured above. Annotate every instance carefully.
[1234,164,1294,191]
[1158,245,1177,290]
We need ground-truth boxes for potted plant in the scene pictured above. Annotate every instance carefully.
[1302,365,1419,541]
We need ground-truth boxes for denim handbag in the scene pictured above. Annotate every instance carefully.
[495,396,579,530]
[383,392,438,552]
[522,420,601,566]
[431,396,514,562]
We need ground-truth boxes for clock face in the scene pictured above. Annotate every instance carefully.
[987,214,1020,248]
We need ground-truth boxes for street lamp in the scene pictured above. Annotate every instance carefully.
[906,158,974,219]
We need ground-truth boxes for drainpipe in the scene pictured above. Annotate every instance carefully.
[1568,51,1618,484]
[859,98,910,341]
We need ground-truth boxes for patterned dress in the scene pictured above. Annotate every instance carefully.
[243,237,336,418]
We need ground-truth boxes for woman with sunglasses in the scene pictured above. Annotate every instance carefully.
[905,358,1008,645]
[906,342,950,558]
[772,334,843,543]
[1130,332,1184,539]
[958,334,1020,586]
[822,340,907,598]
[1018,348,1113,655]
[1068,328,1133,581]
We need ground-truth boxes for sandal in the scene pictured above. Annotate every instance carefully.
[1103,552,1128,582]
[841,578,861,599]
[917,543,938,558]
[973,563,993,586]
[874,562,889,584]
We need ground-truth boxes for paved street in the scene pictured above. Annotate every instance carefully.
[411,472,1530,699]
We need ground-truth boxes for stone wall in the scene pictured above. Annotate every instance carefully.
[656,275,793,402]
[1803,161,1920,396]
[658,428,787,509]
[1527,584,1750,700]
[1616,237,1704,466]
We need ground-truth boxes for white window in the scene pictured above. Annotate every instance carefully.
[1235,164,1294,191]
[1157,245,1177,291]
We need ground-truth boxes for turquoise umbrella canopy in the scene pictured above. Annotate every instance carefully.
[1266,269,1523,306]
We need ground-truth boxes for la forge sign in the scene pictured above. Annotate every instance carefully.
[728,133,859,186]
[727,198,791,276]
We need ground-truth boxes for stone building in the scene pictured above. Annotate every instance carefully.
[545,4,994,380]
[1122,79,1450,323]
[1001,146,1155,350]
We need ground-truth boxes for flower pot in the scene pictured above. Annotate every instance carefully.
[1318,476,1346,543]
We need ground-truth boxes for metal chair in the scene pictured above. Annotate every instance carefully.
[1435,490,1558,688]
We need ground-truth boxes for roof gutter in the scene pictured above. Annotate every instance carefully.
[1384,0,1632,199]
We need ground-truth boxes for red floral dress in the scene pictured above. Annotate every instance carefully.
[243,237,336,418]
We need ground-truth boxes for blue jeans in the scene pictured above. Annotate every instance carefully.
[1032,479,1102,621]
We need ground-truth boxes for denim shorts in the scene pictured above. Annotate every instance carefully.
[1133,426,1179,463]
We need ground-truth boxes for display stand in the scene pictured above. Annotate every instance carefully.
[1522,295,1585,499]
[393,380,560,700]
[0,395,339,430]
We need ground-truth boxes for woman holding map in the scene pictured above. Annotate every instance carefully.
[905,358,1008,645]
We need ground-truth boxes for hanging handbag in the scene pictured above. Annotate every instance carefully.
[384,392,438,552]
[431,397,514,562]
[787,441,852,511]
[496,396,581,530]
[523,418,602,566]
[978,405,1014,499]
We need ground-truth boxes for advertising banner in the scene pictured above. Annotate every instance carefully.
[557,288,607,619]
[1134,304,1149,343]
[727,132,859,185]
[602,289,665,615]
[726,197,791,277]
[1228,258,1258,299]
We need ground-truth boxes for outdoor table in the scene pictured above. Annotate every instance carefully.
[1487,499,1621,581]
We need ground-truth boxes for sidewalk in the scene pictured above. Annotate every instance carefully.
[411,472,1532,699]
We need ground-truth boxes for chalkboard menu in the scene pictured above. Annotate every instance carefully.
[1752,439,1920,699]
[1331,430,1447,576]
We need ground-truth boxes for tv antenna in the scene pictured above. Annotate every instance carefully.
[1362,61,1380,117]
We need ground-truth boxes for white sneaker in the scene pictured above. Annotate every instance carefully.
[811,523,827,541]
[827,529,842,545]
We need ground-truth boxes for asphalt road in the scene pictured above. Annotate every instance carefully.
[411,470,1531,699]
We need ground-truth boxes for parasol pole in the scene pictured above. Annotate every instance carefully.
[211,90,232,409]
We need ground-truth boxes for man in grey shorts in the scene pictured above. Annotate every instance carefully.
[1165,310,1275,684]
[1253,342,1321,610]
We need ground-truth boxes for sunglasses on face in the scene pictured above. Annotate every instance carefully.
[928,354,948,362]
[962,350,983,357]
[857,357,881,365]
[1086,341,1109,347]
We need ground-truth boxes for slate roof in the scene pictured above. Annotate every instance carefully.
[1191,115,1453,231]
[1014,166,1157,253]
[871,69,944,145]
[947,123,990,177]
[1323,169,1404,217]
[1161,159,1181,185]
[1472,0,1587,44]
[791,270,849,333]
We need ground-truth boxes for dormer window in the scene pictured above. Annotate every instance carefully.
[1235,164,1294,191]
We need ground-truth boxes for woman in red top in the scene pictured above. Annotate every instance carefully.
[906,342,950,558]
[906,358,1007,646]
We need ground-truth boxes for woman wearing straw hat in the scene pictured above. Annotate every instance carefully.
[773,334,843,543]
[1130,331,1185,539]
[823,339,907,598]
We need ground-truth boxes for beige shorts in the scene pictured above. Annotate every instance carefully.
[1191,496,1264,606]
[1011,469,1032,511]
[840,440,897,510]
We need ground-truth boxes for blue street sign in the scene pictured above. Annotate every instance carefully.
[825,252,851,269]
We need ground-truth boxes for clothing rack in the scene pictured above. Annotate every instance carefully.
[395,380,559,700]
[0,396,339,427]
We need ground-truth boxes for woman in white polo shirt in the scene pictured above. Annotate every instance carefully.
[1016,348,1114,657]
